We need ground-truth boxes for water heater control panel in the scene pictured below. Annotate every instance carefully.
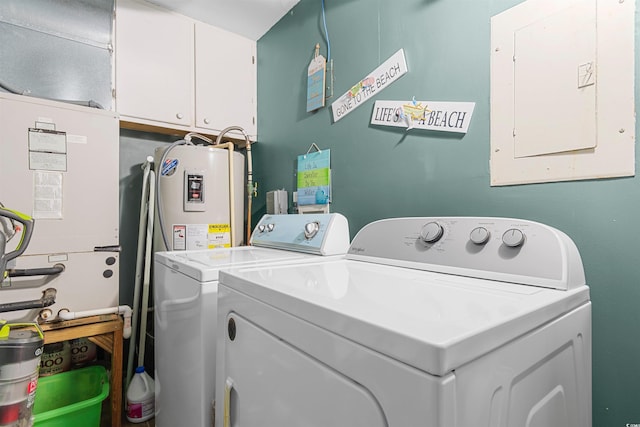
[184,170,206,212]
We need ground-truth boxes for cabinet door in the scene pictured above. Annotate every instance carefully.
[115,0,193,126]
[195,23,257,138]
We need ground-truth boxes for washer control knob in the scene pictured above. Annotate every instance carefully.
[267,223,275,232]
[304,221,320,239]
[258,224,266,233]
[419,222,444,243]
[470,227,490,245]
[502,228,525,247]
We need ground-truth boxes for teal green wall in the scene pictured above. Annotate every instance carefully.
[255,0,640,425]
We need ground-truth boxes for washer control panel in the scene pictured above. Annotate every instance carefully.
[347,217,585,290]
[250,213,350,256]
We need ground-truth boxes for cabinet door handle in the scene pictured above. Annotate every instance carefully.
[176,113,184,119]
[204,118,211,124]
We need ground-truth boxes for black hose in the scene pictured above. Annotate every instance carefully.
[94,245,121,252]
[0,288,57,313]
[7,264,64,278]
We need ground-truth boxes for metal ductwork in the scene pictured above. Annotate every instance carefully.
[0,0,115,109]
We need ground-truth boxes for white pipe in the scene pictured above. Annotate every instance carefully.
[127,157,153,388]
[58,305,133,339]
[138,169,155,367]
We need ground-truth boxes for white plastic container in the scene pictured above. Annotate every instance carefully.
[126,366,155,423]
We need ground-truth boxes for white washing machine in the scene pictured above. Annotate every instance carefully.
[153,213,350,427]
[216,217,591,427]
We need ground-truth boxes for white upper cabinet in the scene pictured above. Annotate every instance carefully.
[115,0,257,140]
[115,0,193,127]
[195,22,257,137]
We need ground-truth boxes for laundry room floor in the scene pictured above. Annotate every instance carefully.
[122,421,154,427]
[100,414,154,427]
[99,403,155,427]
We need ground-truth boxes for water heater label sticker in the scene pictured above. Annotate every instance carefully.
[173,225,186,250]
[186,224,209,250]
[162,159,179,176]
[208,224,231,249]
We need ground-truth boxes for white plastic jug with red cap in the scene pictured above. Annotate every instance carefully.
[126,366,155,423]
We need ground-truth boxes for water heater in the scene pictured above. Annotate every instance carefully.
[154,144,245,251]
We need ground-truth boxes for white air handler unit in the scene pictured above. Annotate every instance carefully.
[0,92,119,323]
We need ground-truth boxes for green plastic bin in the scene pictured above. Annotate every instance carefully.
[32,365,109,427]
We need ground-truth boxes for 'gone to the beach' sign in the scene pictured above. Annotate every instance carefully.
[331,49,408,123]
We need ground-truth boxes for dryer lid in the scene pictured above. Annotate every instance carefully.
[220,258,590,376]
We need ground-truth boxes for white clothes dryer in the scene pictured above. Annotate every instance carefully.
[216,217,591,427]
[153,213,349,427]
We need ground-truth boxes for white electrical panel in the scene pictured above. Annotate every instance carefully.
[513,0,596,158]
[490,0,635,186]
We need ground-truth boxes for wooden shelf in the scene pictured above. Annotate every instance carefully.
[40,314,124,427]
[119,120,251,148]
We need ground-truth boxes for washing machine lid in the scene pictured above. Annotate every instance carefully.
[154,246,315,282]
[220,258,590,376]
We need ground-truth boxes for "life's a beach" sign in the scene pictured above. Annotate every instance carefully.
[370,100,475,133]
